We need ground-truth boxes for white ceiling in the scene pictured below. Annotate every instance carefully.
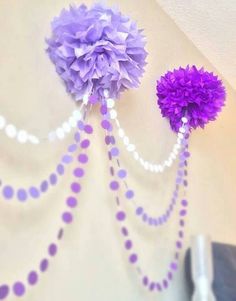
[156,0,236,90]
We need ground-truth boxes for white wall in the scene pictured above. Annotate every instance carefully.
[156,0,236,90]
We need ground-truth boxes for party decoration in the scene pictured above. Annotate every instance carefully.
[101,99,190,290]
[46,4,147,100]
[0,3,227,300]
[0,120,92,299]
[110,106,185,172]
[0,107,82,144]
[156,65,226,132]
[0,108,85,202]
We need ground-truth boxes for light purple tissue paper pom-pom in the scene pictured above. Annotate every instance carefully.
[156,65,226,132]
[46,4,147,101]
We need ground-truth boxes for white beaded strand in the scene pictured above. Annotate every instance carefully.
[0,103,85,145]
[106,96,188,173]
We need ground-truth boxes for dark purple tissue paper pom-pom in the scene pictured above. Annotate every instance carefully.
[156,65,226,132]
[46,4,147,101]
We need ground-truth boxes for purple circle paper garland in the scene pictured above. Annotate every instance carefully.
[0,136,79,202]
[0,108,191,297]
[0,120,92,300]
[100,101,190,292]
[0,93,222,297]
[107,137,188,228]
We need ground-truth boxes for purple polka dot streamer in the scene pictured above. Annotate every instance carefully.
[0,121,92,299]
[102,104,190,293]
